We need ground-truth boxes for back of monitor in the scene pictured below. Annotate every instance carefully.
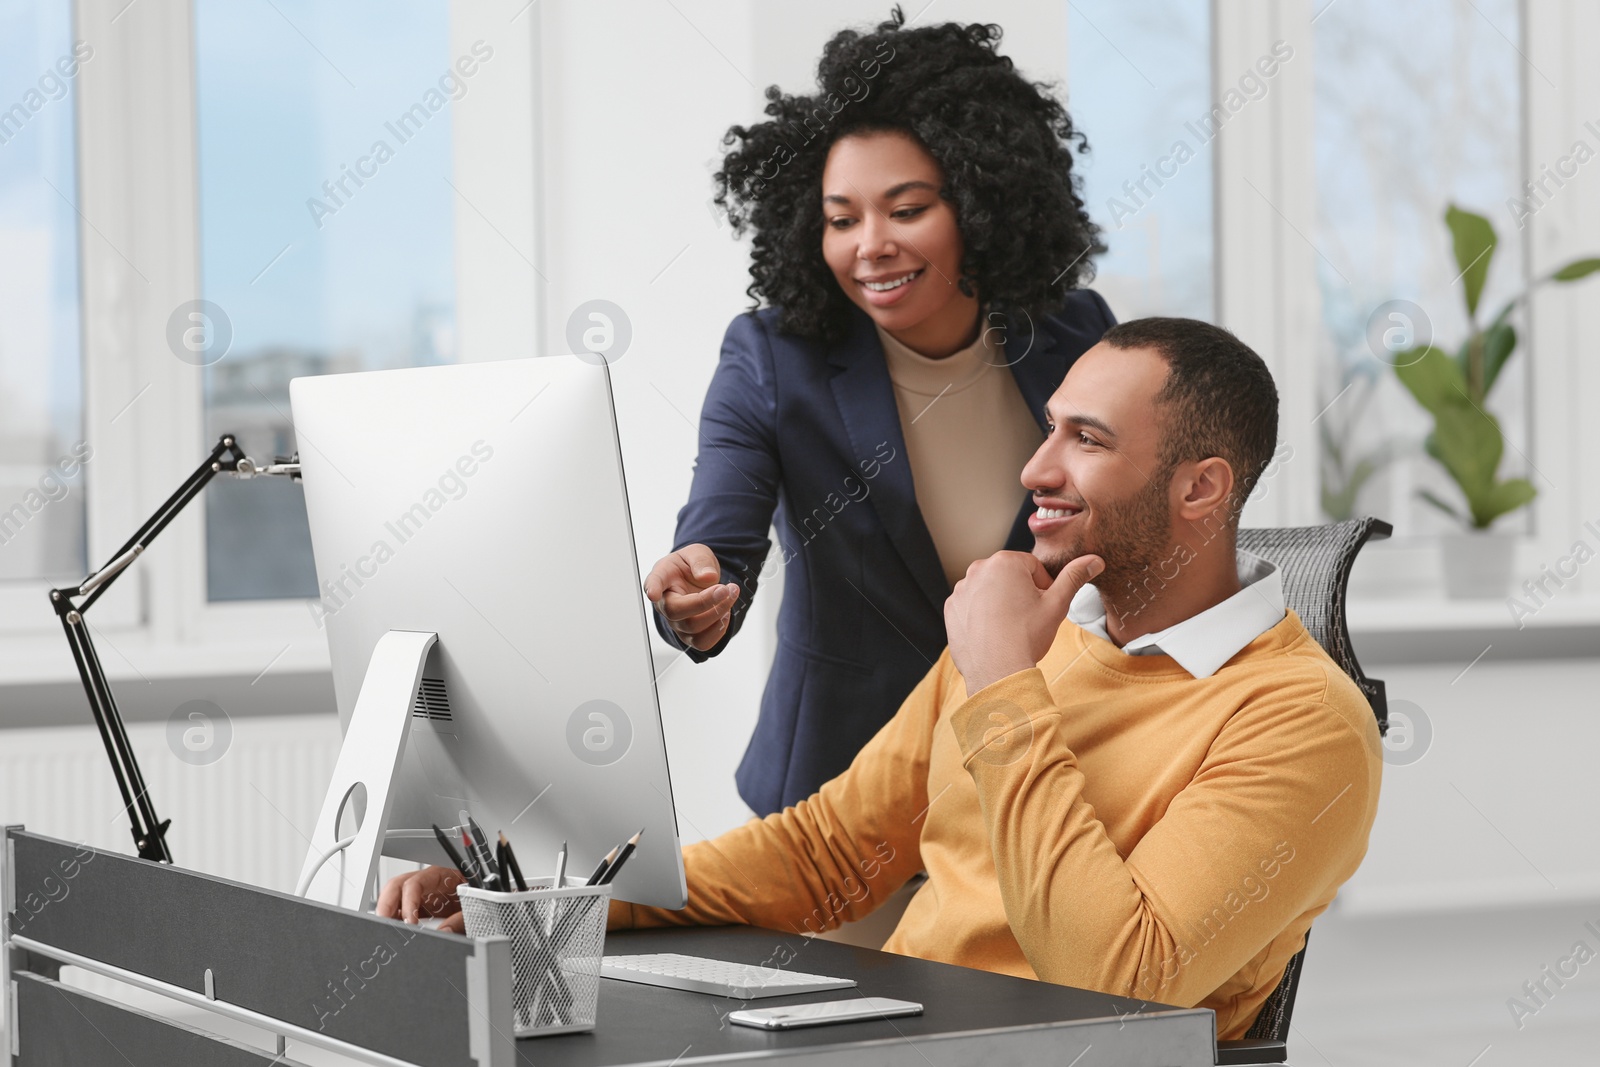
[290,356,686,909]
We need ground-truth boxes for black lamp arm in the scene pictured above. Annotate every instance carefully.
[47,433,301,863]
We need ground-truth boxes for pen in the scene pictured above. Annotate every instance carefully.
[467,816,501,888]
[584,845,619,887]
[597,828,644,885]
[462,828,498,890]
[499,831,528,892]
[457,828,480,886]
[432,823,478,888]
[544,840,568,938]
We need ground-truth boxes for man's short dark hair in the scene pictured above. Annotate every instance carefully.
[1100,317,1279,516]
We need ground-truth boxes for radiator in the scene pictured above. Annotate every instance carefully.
[0,715,344,893]
[0,714,362,1028]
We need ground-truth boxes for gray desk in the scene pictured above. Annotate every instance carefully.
[551,926,1213,1065]
[3,828,1215,1066]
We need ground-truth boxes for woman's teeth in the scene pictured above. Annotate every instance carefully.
[864,270,922,292]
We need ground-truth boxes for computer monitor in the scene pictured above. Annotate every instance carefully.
[289,355,687,910]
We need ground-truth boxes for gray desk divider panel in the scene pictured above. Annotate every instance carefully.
[4,828,513,1067]
[12,971,314,1067]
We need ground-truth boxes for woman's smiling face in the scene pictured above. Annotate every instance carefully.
[820,130,981,358]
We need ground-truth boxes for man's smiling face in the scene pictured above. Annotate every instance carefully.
[1020,342,1177,592]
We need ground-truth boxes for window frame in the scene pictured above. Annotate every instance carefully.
[12,0,543,679]
[1215,0,1600,617]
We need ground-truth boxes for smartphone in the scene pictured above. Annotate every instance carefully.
[728,997,924,1030]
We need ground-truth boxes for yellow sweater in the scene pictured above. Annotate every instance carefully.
[612,610,1383,1039]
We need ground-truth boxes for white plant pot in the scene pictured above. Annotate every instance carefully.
[1440,529,1517,599]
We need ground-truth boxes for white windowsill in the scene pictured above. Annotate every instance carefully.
[1343,531,1600,644]
[0,627,332,688]
[1349,592,1600,634]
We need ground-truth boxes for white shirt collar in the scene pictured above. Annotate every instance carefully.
[1067,549,1286,678]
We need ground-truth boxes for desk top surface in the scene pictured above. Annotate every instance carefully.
[520,926,1213,1066]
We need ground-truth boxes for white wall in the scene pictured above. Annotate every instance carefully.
[1339,655,1600,914]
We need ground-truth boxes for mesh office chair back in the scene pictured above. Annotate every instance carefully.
[1222,516,1392,1062]
[1238,517,1392,736]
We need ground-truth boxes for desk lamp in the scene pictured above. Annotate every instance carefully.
[47,434,300,862]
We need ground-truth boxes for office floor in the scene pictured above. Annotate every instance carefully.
[1290,897,1600,1065]
[11,899,1598,1064]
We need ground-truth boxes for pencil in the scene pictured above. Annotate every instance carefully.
[499,831,528,892]
[584,845,619,887]
[432,823,477,887]
[553,840,567,888]
[458,828,478,885]
[597,828,645,885]
[462,828,498,890]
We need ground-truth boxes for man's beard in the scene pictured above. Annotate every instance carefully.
[1037,470,1173,610]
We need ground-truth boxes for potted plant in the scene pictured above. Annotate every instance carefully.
[1393,205,1598,598]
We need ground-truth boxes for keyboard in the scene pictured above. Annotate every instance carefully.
[600,953,857,999]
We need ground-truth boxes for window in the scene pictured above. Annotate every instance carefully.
[0,3,87,585]
[1311,0,1525,533]
[194,1,459,601]
[1066,0,1214,321]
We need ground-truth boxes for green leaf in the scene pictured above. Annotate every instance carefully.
[1446,204,1497,318]
[1431,399,1503,495]
[1485,298,1517,330]
[1394,345,1465,416]
[1347,456,1379,498]
[1480,321,1516,397]
[1453,334,1483,404]
[1551,257,1600,282]
[1322,484,1356,522]
[1421,430,1456,499]
[1416,488,1465,524]
[1470,478,1537,528]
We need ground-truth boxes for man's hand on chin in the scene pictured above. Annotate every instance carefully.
[945,551,1105,694]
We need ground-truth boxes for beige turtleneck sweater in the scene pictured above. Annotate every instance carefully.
[873,322,1043,588]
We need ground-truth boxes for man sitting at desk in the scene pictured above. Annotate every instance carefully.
[380,317,1382,1040]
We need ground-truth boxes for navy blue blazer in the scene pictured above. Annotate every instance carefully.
[656,292,1116,815]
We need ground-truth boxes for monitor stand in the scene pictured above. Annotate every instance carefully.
[297,629,438,910]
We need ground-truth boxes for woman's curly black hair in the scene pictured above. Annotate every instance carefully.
[713,5,1103,345]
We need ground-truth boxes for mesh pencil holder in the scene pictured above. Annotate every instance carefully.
[458,878,613,1037]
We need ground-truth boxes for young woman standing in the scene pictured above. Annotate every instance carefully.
[645,8,1114,816]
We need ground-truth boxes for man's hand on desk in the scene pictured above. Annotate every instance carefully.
[644,543,739,651]
[945,551,1104,694]
[377,866,467,934]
